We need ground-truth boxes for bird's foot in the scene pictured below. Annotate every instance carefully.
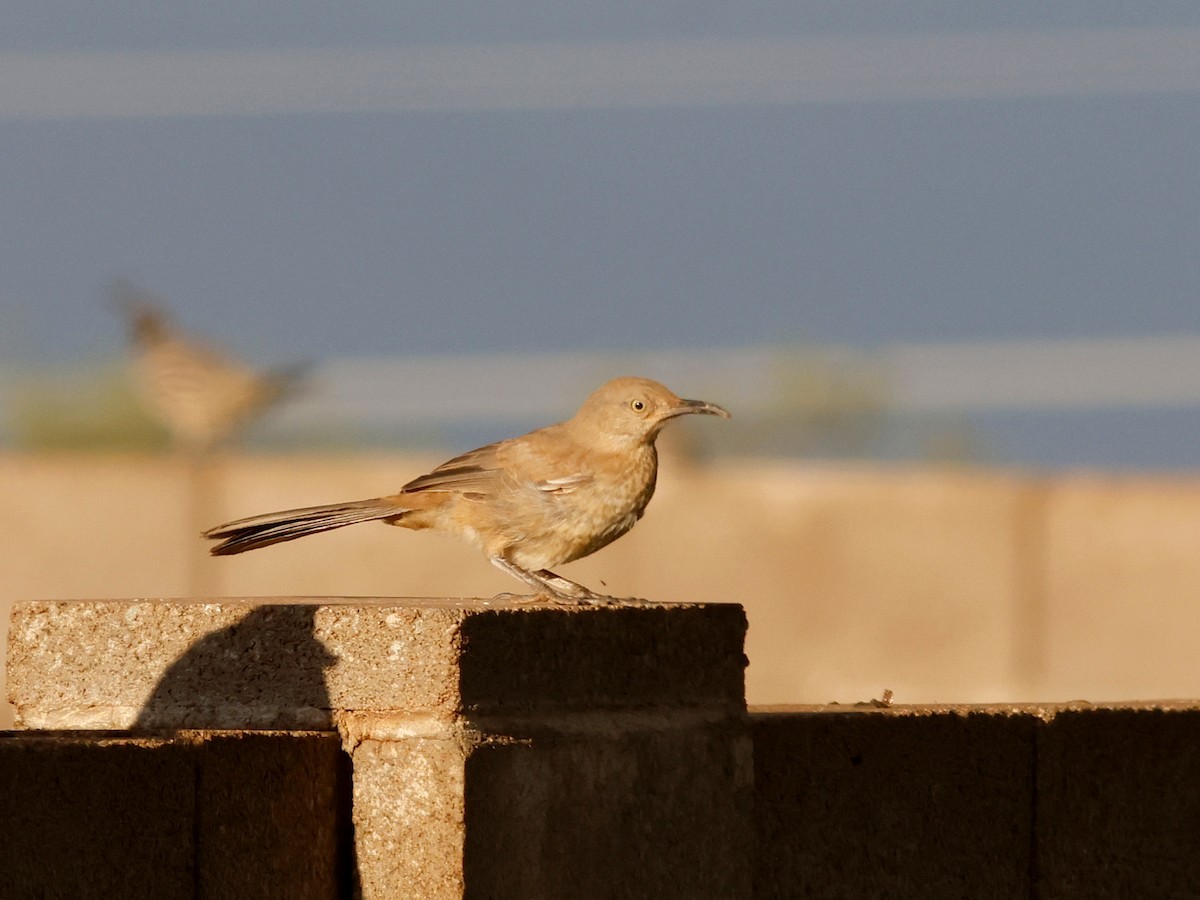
[509,583,621,606]
[487,590,647,607]
[488,559,636,606]
[485,589,606,606]
[548,590,621,607]
[526,568,625,606]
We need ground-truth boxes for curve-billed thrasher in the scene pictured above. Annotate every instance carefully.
[205,377,730,602]
[112,279,307,451]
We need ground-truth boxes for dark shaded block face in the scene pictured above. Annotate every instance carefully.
[0,735,196,900]
[456,603,748,715]
[463,719,753,900]
[0,731,348,900]
[1036,708,1200,900]
[752,710,1036,900]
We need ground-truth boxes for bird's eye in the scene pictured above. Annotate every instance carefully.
[630,399,646,413]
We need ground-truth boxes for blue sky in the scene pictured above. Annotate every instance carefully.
[6,3,1200,51]
[2,5,1200,465]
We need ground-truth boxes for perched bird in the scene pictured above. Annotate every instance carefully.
[205,377,730,603]
[112,279,307,451]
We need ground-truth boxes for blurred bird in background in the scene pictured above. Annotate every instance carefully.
[111,279,308,452]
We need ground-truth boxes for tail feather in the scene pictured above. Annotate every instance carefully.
[261,360,312,405]
[205,498,402,555]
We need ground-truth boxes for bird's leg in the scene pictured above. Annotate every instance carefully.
[489,558,617,605]
[489,556,569,600]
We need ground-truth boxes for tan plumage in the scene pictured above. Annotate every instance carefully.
[205,377,730,603]
[113,279,306,451]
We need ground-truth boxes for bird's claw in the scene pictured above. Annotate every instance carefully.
[568,594,620,607]
[550,589,623,606]
[487,588,647,607]
[485,589,610,606]
[485,592,544,606]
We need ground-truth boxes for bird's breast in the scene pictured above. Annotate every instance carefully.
[492,445,659,570]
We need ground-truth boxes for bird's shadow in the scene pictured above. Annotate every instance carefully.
[134,604,336,730]
[132,604,359,897]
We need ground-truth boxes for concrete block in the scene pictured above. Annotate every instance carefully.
[752,705,1037,899]
[353,736,468,899]
[0,732,195,899]
[8,598,746,729]
[461,716,753,899]
[192,731,349,899]
[349,715,753,900]
[0,730,344,900]
[1036,704,1200,899]
[8,597,750,898]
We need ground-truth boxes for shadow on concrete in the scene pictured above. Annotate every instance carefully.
[131,604,361,897]
[133,604,336,730]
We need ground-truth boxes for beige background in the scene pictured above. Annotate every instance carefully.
[4,452,1200,728]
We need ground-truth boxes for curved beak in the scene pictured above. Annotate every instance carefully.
[666,398,732,420]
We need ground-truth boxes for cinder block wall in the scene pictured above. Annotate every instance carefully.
[6,598,1200,898]
[6,598,752,900]
[753,703,1200,900]
[5,705,1199,899]
[0,730,349,899]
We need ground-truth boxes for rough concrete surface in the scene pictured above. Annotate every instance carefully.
[352,736,468,900]
[349,714,752,900]
[754,702,1200,900]
[753,705,1036,899]
[1036,706,1200,899]
[193,731,351,899]
[462,716,753,900]
[0,733,194,899]
[7,598,746,730]
[0,730,345,900]
[6,698,1200,897]
[7,596,752,899]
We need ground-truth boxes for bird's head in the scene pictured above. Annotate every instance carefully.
[109,278,171,346]
[571,376,731,445]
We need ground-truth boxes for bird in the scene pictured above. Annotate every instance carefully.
[112,279,308,451]
[204,377,730,603]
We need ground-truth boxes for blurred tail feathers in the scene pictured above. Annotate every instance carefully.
[263,361,313,404]
[205,499,403,555]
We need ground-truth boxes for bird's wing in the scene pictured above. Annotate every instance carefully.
[400,429,595,497]
[534,473,594,495]
[400,442,507,495]
[503,428,596,493]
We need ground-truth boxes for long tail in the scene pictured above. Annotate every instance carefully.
[204,498,403,555]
